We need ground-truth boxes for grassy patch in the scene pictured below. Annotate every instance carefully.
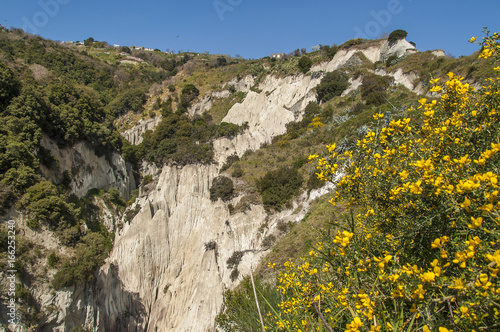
[256,193,342,279]
[209,91,247,123]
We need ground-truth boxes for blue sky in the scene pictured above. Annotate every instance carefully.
[1,0,499,59]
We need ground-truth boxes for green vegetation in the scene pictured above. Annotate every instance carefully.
[142,174,153,186]
[320,44,339,59]
[360,72,393,106]
[51,232,111,289]
[210,176,234,202]
[316,70,349,103]
[0,62,21,110]
[137,112,231,165]
[219,30,500,332]
[178,83,200,112]
[257,166,303,210]
[388,28,408,44]
[297,55,313,73]
[1,23,497,331]
[216,276,282,331]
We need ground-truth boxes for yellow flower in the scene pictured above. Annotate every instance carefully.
[420,271,436,283]
[346,316,363,331]
[429,85,442,93]
[468,216,483,229]
[470,36,477,43]
[412,284,426,299]
[461,197,471,209]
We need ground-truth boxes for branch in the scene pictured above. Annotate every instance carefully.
[249,267,265,332]
[312,300,334,332]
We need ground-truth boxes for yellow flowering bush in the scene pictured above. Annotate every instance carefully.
[271,31,500,331]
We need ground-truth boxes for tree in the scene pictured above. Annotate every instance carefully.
[179,83,199,112]
[360,73,393,106]
[84,37,94,47]
[316,70,349,103]
[297,56,313,74]
[0,62,21,111]
[388,29,408,45]
[18,181,78,229]
[210,176,234,202]
[257,166,303,209]
[51,232,110,289]
[321,44,339,59]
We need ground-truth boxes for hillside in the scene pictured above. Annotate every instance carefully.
[0,26,497,331]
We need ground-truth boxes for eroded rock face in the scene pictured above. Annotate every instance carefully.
[313,38,417,72]
[215,74,320,165]
[188,90,232,117]
[76,164,335,331]
[39,136,136,199]
[122,117,162,146]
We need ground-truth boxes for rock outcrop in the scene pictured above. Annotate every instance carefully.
[121,116,162,146]
[313,38,417,72]
[39,136,136,199]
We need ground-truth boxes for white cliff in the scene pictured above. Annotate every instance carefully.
[313,38,416,73]
[214,73,320,165]
[122,116,162,146]
[39,136,136,199]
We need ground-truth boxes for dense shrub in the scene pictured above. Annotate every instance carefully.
[257,166,303,209]
[51,232,110,289]
[388,29,408,45]
[142,174,153,186]
[218,122,240,137]
[385,54,399,67]
[108,88,147,115]
[178,83,199,112]
[321,44,339,59]
[18,181,79,230]
[210,176,234,202]
[229,269,239,282]
[137,112,245,166]
[360,73,393,106]
[297,56,313,73]
[221,154,240,172]
[0,62,21,111]
[316,70,349,103]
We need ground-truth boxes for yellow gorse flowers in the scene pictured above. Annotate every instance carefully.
[271,31,500,332]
